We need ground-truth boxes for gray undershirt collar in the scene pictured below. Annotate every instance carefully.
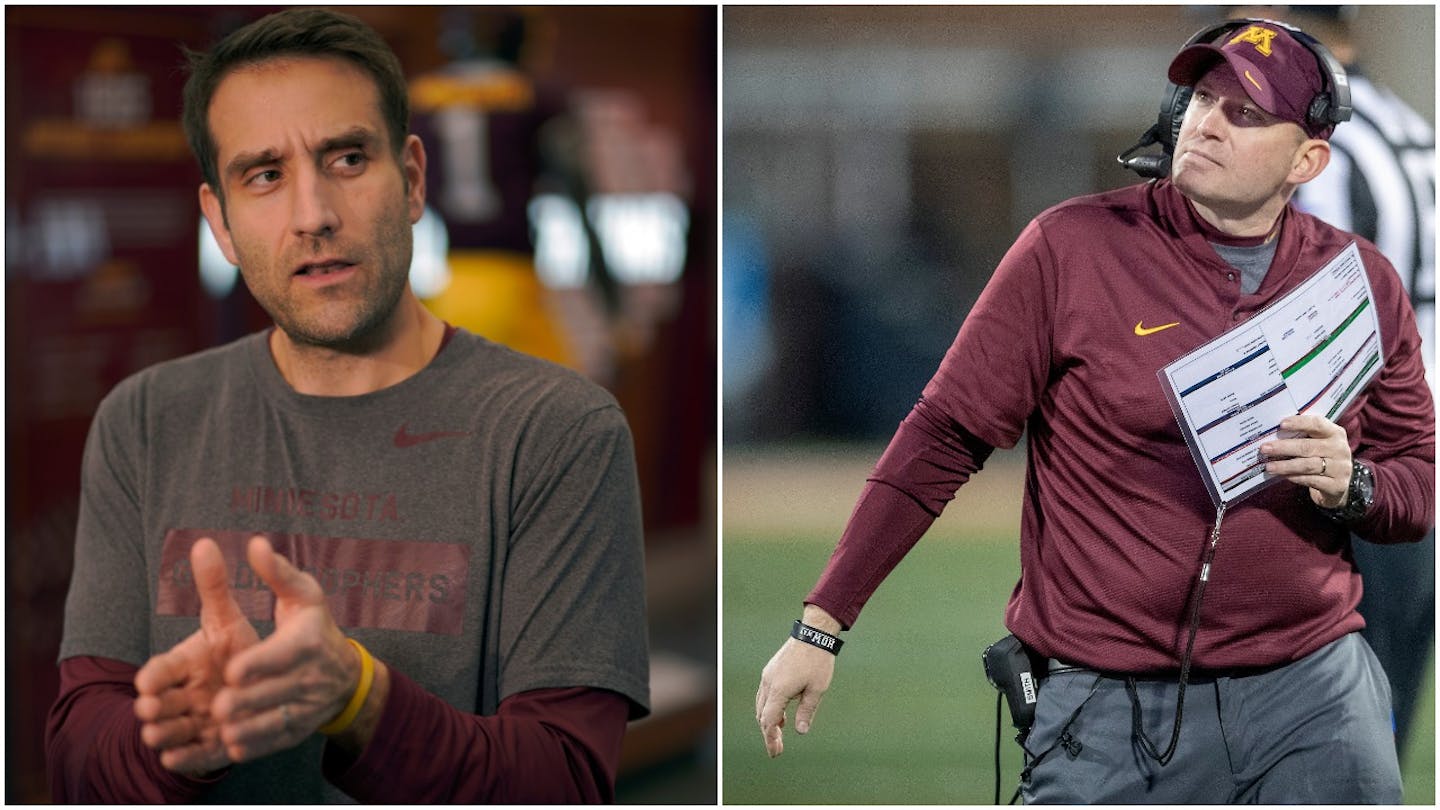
[1209,239,1278,295]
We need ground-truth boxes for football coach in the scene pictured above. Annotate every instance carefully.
[755,19,1433,804]
[46,9,649,802]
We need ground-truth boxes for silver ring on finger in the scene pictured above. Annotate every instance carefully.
[1319,457,1328,477]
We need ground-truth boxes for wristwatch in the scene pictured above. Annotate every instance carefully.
[1318,459,1375,524]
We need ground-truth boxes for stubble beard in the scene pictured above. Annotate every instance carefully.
[238,202,415,354]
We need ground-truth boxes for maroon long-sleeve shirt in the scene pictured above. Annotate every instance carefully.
[46,654,629,803]
[808,180,1434,673]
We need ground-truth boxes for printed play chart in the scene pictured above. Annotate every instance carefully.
[1161,242,1382,505]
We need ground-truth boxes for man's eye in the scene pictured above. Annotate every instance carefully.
[334,152,366,169]
[247,169,281,187]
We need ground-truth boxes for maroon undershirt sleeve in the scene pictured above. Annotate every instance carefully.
[46,655,228,803]
[322,666,630,803]
[47,655,630,803]
[806,395,995,629]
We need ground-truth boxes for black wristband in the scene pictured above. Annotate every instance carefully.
[791,619,843,655]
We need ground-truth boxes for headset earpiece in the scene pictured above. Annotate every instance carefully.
[1285,25,1352,131]
[1308,95,1332,131]
[1159,86,1193,151]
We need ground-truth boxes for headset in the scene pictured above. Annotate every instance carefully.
[1117,18,1352,179]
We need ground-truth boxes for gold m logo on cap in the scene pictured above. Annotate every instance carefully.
[1228,25,1277,57]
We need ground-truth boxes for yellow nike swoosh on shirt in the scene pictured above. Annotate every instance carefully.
[1134,321,1181,336]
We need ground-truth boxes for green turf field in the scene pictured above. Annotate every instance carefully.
[722,446,1435,804]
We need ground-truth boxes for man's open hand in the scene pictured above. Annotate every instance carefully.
[210,536,361,763]
[134,538,259,775]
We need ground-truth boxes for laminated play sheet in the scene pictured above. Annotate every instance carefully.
[1160,242,1382,506]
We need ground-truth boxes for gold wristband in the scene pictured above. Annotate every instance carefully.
[319,638,374,736]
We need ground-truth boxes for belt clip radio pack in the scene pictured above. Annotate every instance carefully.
[982,633,1046,735]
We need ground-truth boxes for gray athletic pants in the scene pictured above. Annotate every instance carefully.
[1020,633,1400,804]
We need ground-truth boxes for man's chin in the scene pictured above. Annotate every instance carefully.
[1170,168,1217,204]
[265,275,411,354]
[274,314,392,354]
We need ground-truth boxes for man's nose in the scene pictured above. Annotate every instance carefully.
[1194,101,1228,139]
[288,168,342,237]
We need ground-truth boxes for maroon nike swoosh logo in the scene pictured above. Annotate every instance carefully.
[393,423,472,448]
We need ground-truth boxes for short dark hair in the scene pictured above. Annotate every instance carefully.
[181,8,409,197]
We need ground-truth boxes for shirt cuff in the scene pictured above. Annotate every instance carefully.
[320,664,419,798]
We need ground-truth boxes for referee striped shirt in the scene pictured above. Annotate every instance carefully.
[1295,70,1435,389]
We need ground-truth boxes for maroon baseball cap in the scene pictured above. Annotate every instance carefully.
[1168,21,1330,138]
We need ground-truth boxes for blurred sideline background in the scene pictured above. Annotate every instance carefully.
[7,6,715,802]
[723,5,1434,804]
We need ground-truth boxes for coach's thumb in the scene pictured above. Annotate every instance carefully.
[192,538,244,626]
[247,535,324,607]
[795,690,823,735]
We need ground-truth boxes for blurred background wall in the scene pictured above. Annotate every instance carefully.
[7,5,715,802]
[724,4,1433,442]
[723,5,1434,804]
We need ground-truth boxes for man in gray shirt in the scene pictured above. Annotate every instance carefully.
[46,9,649,802]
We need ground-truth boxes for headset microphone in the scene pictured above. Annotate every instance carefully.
[1116,124,1172,180]
[1122,154,1171,179]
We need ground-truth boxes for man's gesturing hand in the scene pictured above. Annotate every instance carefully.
[1261,414,1353,508]
[755,607,839,758]
[209,536,362,763]
[134,537,259,775]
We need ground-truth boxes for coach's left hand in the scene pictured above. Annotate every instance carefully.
[1261,414,1353,508]
[209,536,388,761]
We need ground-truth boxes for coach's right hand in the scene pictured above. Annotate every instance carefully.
[756,605,840,757]
[134,538,259,775]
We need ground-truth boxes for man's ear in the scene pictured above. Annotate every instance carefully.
[401,134,427,225]
[1288,138,1331,186]
[199,183,240,267]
